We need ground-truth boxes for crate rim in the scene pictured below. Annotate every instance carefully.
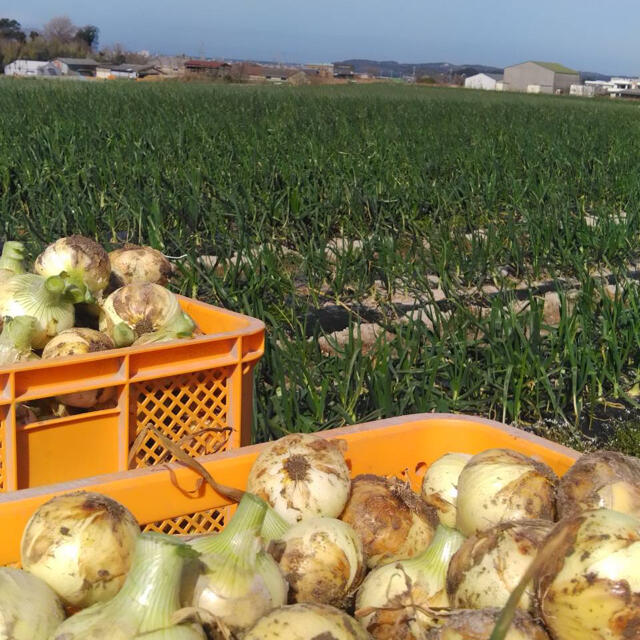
[0,412,579,505]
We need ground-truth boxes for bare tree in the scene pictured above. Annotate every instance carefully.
[43,15,76,43]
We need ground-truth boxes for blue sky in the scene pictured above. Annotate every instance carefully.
[3,0,638,74]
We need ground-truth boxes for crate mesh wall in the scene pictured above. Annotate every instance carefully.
[142,507,227,535]
[129,368,232,468]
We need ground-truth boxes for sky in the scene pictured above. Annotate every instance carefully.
[3,0,639,75]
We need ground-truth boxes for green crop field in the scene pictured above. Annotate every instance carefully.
[2,79,640,453]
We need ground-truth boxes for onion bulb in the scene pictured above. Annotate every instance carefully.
[425,608,550,640]
[0,316,39,365]
[0,240,26,275]
[355,524,465,639]
[341,474,439,569]
[269,516,365,608]
[535,508,640,640]
[446,519,552,613]
[35,235,111,299]
[99,282,188,347]
[244,603,370,640]
[0,566,65,640]
[246,433,351,524]
[186,493,288,636]
[109,245,173,288]
[455,449,557,536]
[132,313,197,346]
[41,328,116,407]
[50,533,206,640]
[21,491,140,608]
[422,453,472,528]
[557,450,640,519]
[0,274,75,348]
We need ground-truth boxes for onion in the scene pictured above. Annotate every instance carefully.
[355,524,465,639]
[50,533,206,640]
[0,316,39,365]
[132,313,197,346]
[557,450,640,519]
[99,282,188,347]
[186,493,288,636]
[21,491,140,608]
[244,603,370,639]
[446,520,552,613]
[35,235,111,299]
[269,516,365,608]
[246,433,351,524]
[425,608,550,640]
[341,474,439,568]
[0,274,75,348]
[422,453,472,528]
[109,245,173,288]
[0,240,26,274]
[455,449,557,536]
[535,508,640,640]
[0,567,65,640]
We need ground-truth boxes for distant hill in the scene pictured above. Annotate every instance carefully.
[334,59,615,83]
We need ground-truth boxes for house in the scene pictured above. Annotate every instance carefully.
[585,77,640,98]
[238,63,297,83]
[3,60,47,76]
[52,57,99,77]
[333,64,355,79]
[96,64,161,80]
[464,72,503,90]
[502,61,580,94]
[184,59,231,77]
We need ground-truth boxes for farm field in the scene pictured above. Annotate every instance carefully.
[2,79,640,453]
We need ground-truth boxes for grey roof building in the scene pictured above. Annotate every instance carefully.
[52,57,99,76]
[502,61,580,94]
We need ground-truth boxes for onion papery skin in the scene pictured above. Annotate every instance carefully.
[270,516,365,608]
[446,519,552,613]
[455,449,557,537]
[355,524,464,639]
[109,245,173,289]
[424,608,551,640]
[535,508,640,640]
[0,315,40,365]
[20,491,140,608]
[422,453,472,528]
[557,450,640,519]
[341,474,439,569]
[246,433,351,524]
[0,567,65,640]
[35,235,111,296]
[99,282,183,345]
[244,603,370,640]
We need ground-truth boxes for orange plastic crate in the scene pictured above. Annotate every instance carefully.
[0,295,264,492]
[0,413,579,566]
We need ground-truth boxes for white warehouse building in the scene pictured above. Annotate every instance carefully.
[4,59,47,76]
[464,72,503,90]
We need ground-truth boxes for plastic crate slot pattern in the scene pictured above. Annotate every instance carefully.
[0,409,5,491]
[142,508,226,536]
[130,369,230,468]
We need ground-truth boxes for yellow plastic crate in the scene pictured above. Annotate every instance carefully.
[0,413,579,565]
[0,295,264,491]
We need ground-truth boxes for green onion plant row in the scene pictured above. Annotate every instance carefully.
[2,79,640,453]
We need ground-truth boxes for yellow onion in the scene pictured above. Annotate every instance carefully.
[269,516,365,608]
[21,491,140,608]
[186,493,288,636]
[455,449,557,536]
[557,450,640,519]
[41,328,116,407]
[422,453,472,528]
[244,603,370,640]
[446,520,552,613]
[108,245,173,288]
[246,433,351,524]
[425,608,550,640]
[35,235,111,298]
[50,533,205,640]
[341,474,439,568]
[355,524,465,639]
[0,567,65,640]
[132,313,197,346]
[99,282,187,347]
[536,508,640,640]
